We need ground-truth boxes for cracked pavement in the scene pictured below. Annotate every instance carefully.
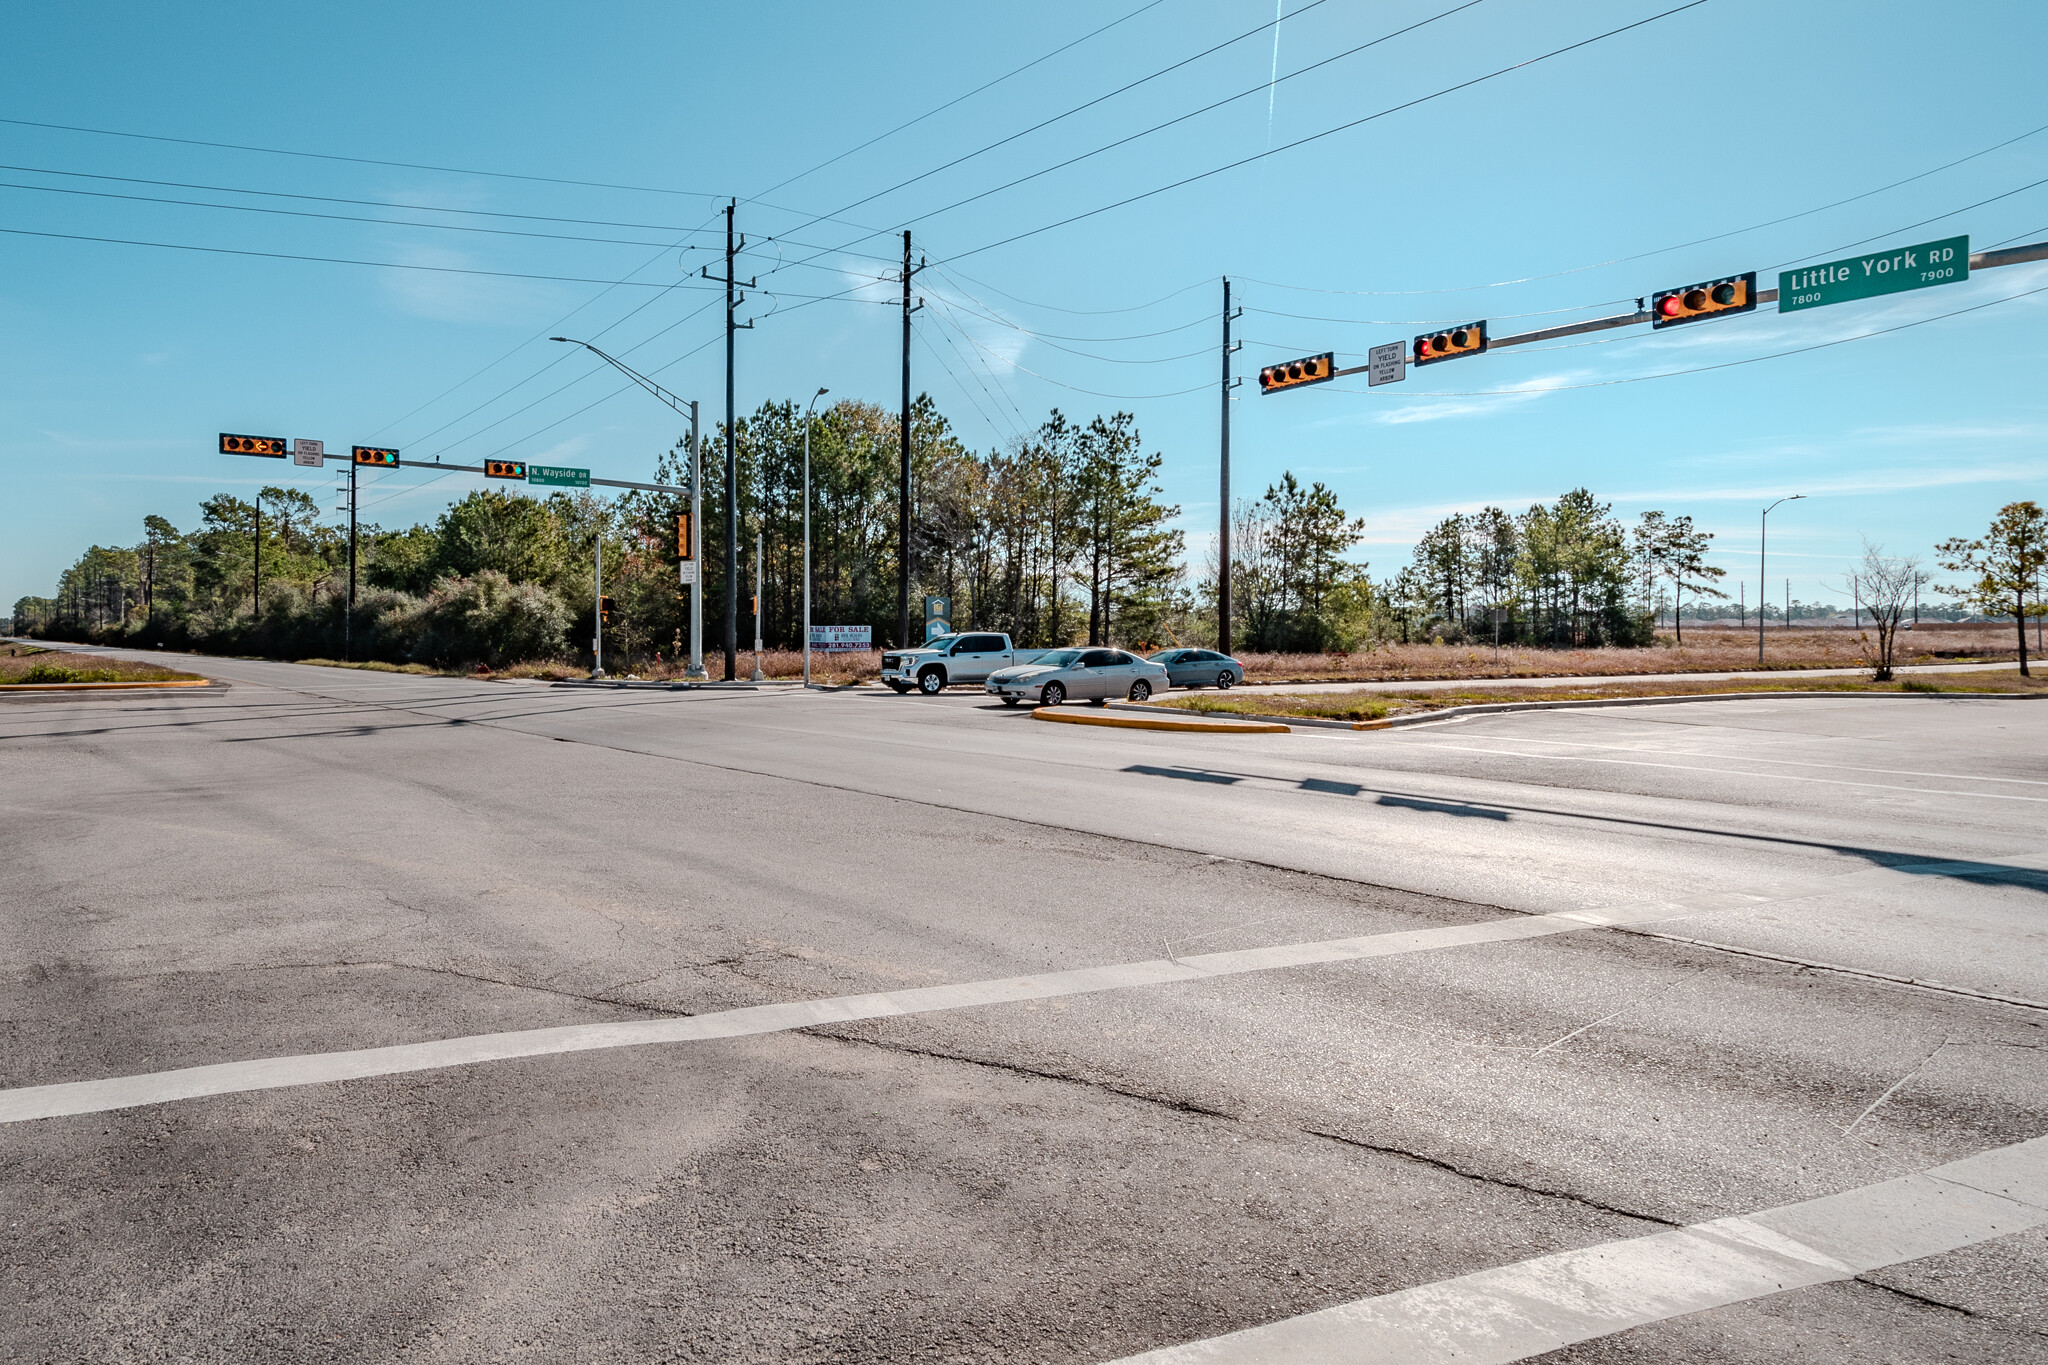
[3,651,2045,1362]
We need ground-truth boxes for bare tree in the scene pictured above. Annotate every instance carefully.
[1845,538,1929,681]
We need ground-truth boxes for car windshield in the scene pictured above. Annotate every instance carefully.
[1146,650,1177,661]
[1028,650,1082,668]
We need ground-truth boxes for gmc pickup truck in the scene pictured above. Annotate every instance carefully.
[880,632,1051,694]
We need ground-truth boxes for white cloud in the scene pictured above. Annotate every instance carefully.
[377,241,559,325]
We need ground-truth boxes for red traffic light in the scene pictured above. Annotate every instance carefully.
[484,460,527,479]
[353,446,401,467]
[220,433,288,457]
[1651,272,1755,328]
[1258,351,1337,394]
[1411,321,1487,365]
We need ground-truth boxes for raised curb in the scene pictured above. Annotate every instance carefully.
[1032,706,1288,734]
[0,679,214,693]
[1114,685,2048,731]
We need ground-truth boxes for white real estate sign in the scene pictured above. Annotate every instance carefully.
[809,625,871,652]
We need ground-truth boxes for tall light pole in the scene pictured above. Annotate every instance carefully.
[802,387,828,688]
[549,337,701,676]
[1760,495,1805,664]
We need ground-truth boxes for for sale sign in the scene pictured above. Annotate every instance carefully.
[809,625,871,652]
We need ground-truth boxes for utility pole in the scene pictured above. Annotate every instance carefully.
[703,199,755,681]
[252,494,262,619]
[593,535,605,679]
[898,230,923,650]
[751,529,766,682]
[1219,277,1241,655]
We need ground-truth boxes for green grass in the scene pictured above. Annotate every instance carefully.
[0,650,200,685]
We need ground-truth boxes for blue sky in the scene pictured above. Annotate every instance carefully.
[4,0,2046,612]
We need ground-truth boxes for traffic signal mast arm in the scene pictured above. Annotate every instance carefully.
[222,442,685,495]
[1287,236,2048,382]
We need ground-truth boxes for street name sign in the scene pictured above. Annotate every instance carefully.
[292,438,324,468]
[1367,341,1406,387]
[1779,235,1967,313]
[527,464,590,488]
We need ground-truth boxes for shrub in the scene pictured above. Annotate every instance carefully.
[396,571,570,667]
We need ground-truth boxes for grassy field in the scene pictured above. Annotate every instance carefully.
[0,647,202,685]
[1154,670,2048,723]
[503,625,2025,686]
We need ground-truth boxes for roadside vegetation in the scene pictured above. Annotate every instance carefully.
[0,647,199,685]
[1156,669,2048,724]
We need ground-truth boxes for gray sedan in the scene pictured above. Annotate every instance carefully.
[1145,648,1244,689]
[984,648,1169,707]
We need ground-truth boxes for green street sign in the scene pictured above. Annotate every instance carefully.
[1779,235,1967,313]
[526,464,590,488]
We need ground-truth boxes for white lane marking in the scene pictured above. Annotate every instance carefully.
[1383,740,2048,803]
[1408,729,2048,788]
[1102,1137,2048,1364]
[0,878,1842,1125]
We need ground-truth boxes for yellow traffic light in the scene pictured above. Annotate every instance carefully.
[677,512,692,560]
[1412,322,1487,366]
[1258,352,1336,394]
[484,460,527,480]
[220,433,288,457]
[353,446,401,467]
[1652,272,1755,328]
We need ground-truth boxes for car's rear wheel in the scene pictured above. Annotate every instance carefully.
[1040,681,1066,706]
[918,668,945,695]
[1215,668,1236,689]
[1128,679,1152,702]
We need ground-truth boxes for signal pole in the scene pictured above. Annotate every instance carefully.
[1218,278,1241,654]
[346,456,357,661]
[898,231,923,650]
[252,495,262,618]
[686,400,705,679]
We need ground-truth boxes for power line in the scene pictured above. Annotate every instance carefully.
[767,0,1339,247]
[0,223,890,296]
[1230,116,2048,297]
[752,0,1172,200]
[890,0,1492,235]
[923,268,1210,317]
[931,2,1710,266]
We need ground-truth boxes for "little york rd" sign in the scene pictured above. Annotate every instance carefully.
[1778,235,1968,314]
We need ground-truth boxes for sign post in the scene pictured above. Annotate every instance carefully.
[1779,236,1968,313]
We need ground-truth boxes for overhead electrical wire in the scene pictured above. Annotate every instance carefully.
[929,2,1709,266]
[752,0,1172,200]
[766,0,1339,247]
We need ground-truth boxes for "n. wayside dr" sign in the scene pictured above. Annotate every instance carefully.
[1779,235,1967,314]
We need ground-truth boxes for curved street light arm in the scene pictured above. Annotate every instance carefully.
[550,338,694,422]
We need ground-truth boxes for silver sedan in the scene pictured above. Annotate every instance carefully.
[1145,648,1244,689]
[984,648,1170,707]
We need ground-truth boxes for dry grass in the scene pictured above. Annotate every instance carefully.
[1156,669,2048,722]
[0,650,201,685]
[1225,624,2024,684]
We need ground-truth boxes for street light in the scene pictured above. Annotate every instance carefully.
[1759,495,1805,664]
[802,387,828,688]
[550,338,703,678]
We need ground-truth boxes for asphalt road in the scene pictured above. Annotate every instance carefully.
[4,648,2045,1363]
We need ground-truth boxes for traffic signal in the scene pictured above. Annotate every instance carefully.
[1652,272,1755,329]
[1258,352,1336,394]
[676,512,692,560]
[1412,322,1487,366]
[353,446,400,467]
[599,595,616,623]
[220,433,287,457]
[484,460,527,479]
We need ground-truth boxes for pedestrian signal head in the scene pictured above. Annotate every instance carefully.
[484,460,527,479]
[353,446,401,467]
[599,595,616,623]
[220,433,288,457]
[1651,272,1755,328]
[1258,352,1336,394]
[1412,322,1487,365]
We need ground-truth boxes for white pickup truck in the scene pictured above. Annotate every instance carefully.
[880,632,1050,694]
